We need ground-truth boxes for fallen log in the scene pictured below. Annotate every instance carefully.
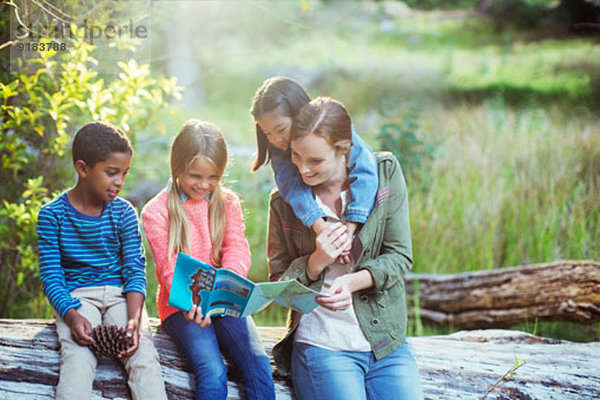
[0,318,291,400]
[1,319,599,399]
[406,260,600,329]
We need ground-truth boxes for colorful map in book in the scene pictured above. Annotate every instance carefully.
[168,253,324,318]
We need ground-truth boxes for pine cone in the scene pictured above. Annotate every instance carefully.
[89,324,132,357]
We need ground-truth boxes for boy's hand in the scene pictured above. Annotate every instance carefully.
[184,304,212,328]
[119,292,145,357]
[64,308,94,346]
[118,318,140,358]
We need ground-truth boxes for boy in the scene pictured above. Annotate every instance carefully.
[36,121,167,400]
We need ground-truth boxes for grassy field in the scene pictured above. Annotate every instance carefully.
[115,2,600,340]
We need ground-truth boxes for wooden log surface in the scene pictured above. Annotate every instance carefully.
[405,260,600,329]
[1,318,599,399]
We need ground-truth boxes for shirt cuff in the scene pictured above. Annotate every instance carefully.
[58,298,82,319]
[121,285,147,298]
[301,209,327,230]
[345,207,370,224]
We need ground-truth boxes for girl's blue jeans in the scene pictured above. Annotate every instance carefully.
[291,341,424,400]
[163,312,275,400]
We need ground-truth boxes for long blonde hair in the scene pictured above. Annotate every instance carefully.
[168,119,228,266]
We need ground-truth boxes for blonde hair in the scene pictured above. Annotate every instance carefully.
[168,119,228,266]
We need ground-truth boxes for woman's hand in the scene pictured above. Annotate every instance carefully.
[316,275,354,311]
[184,304,212,328]
[307,222,348,280]
[317,270,374,311]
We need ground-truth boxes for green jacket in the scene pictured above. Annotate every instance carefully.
[267,152,413,375]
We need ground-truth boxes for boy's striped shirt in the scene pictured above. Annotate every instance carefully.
[37,192,147,318]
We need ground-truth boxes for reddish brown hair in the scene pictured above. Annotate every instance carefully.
[290,97,352,155]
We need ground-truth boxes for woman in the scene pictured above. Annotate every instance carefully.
[267,97,423,400]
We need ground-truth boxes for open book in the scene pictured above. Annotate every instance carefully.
[168,253,324,318]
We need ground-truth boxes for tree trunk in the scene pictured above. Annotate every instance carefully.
[0,319,599,399]
[406,260,600,329]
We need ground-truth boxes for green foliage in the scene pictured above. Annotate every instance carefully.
[252,304,288,327]
[482,355,526,399]
[486,0,553,31]
[0,28,182,317]
[224,161,273,283]
[0,177,50,316]
[513,321,600,342]
[401,0,477,10]
[376,115,438,187]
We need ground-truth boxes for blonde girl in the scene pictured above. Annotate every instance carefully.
[142,120,275,400]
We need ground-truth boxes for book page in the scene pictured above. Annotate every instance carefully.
[168,253,215,312]
[207,269,254,317]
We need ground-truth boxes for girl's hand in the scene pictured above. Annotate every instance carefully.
[184,304,212,328]
[118,318,140,358]
[336,221,360,264]
[316,275,353,311]
[311,217,328,235]
[64,309,94,346]
[336,241,353,264]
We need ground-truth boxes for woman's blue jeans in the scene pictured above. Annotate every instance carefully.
[163,312,275,400]
[291,341,423,400]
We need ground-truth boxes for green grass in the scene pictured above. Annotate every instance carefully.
[402,103,599,272]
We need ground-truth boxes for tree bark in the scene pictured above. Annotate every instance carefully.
[0,319,599,399]
[406,260,600,329]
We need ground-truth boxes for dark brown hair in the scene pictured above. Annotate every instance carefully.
[249,76,311,172]
[72,121,132,167]
[290,97,352,155]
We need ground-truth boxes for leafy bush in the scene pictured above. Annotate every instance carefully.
[0,29,181,317]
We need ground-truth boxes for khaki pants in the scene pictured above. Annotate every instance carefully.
[54,286,167,400]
